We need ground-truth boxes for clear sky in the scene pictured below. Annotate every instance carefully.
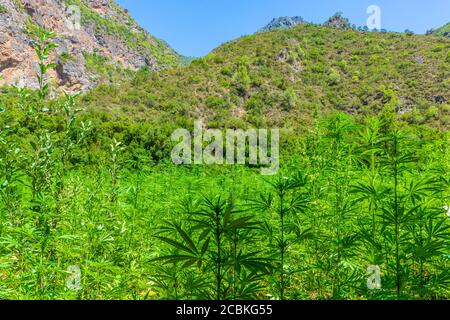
[116,0,450,57]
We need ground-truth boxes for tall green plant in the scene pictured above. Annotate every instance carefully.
[251,172,309,300]
[153,194,270,300]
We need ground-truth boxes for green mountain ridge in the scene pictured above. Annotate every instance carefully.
[81,23,450,131]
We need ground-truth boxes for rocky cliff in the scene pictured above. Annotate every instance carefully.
[260,16,305,32]
[0,0,182,92]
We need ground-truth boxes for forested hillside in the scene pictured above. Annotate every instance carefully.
[0,8,449,301]
[80,23,450,132]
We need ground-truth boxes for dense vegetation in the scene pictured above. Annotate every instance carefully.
[431,22,450,37]
[80,23,450,131]
[0,22,449,301]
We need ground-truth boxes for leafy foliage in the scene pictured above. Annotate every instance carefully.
[80,24,450,130]
[0,20,449,302]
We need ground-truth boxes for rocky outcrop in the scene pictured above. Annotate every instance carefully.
[260,13,353,33]
[0,0,182,92]
[323,12,351,30]
[260,16,305,32]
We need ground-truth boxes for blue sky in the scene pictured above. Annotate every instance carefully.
[116,0,450,57]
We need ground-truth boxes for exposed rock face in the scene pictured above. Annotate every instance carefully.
[323,13,351,30]
[260,13,353,33]
[0,0,181,92]
[260,16,305,32]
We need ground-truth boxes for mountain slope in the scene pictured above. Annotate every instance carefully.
[431,22,450,37]
[0,0,182,91]
[81,23,450,130]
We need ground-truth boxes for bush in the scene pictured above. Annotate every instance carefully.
[327,68,341,86]
[281,87,297,111]
[0,4,8,14]
[206,95,228,109]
